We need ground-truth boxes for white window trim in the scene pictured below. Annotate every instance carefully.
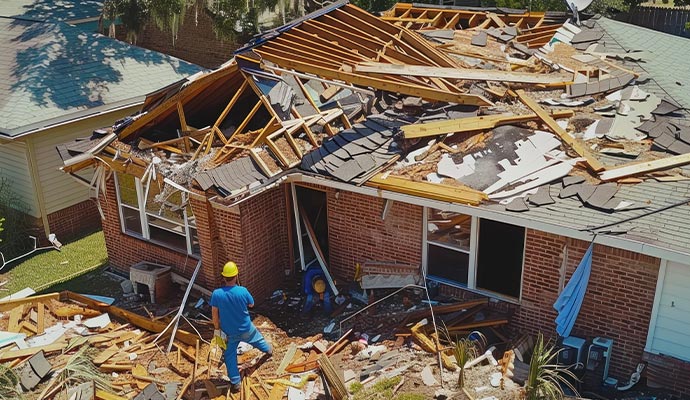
[114,173,200,257]
[422,206,524,304]
[645,259,668,354]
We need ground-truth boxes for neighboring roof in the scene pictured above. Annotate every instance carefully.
[0,0,103,22]
[0,17,203,138]
[596,17,690,109]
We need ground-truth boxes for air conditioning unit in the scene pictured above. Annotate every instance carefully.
[587,337,614,383]
[558,336,586,368]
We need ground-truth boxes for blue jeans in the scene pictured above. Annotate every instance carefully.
[224,325,271,384]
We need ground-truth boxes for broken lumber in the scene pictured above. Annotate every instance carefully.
[410,321,457,371]
[516,90,605,172]
[366,174,488,206]
[318,354,348,400]
[600,153,690,181]
[401,110,574,139]
[354,62,572,85]
[0,341,65,362]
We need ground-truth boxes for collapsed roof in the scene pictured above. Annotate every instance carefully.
[59,2,690,257]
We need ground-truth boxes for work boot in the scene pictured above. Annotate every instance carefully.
[230,383,241,393]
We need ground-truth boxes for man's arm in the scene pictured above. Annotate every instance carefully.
[212,306,220,330]
[246,289,255,308]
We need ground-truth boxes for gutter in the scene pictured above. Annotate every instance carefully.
[0,97,144,140]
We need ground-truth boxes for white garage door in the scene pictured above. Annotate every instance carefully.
[647,261,690,361]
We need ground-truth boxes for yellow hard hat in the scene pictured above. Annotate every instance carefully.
[222,261,239,277]
[313,278,326,294]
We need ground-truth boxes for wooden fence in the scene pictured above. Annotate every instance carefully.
[616,6,690,38]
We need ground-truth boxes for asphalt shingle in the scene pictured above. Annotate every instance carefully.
[0,17,203,137]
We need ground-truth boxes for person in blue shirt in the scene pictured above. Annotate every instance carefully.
[211,261,272,392]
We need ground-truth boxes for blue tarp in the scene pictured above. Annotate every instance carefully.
[553,242,594,337]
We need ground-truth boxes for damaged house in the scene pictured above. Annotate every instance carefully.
[58,1,690,394]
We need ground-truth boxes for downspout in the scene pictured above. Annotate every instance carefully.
[25,136,51,239]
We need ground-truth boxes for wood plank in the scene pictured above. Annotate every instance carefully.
[354,62,571,85]
[401,110,574,139]
[366,174,487,205]
[37,302,45,334]
[255,51,493,106]
[268,383,286,400]
[0,292,59,312]
[600,153,690,181]
[7,304,24,333]
[64,292,198,345]
[0,341,65,361]
[515,89,605,172]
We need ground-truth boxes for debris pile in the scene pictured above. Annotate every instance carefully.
[1,281,538,399]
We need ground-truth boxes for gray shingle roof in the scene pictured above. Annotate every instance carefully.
[596,17,690,110]
[0,0,103,22]
[0,17,203,137]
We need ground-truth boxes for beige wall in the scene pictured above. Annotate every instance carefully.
[0,140,39,216]
[0,105,139,223]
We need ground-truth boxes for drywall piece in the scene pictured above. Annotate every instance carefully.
[67,382,95,400]
[607,92,661,141]
[421,366,438,386]
[491,160,579,201]
[503,26,518,37]
[421,29,456,41]
[505,197,529,212]
[527,185,555,206]
[83,313,111,329]
[541,97,595,107]
[471,31,488,47]
[437,153,476,180]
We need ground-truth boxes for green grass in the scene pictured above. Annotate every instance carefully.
[0,231,109,296]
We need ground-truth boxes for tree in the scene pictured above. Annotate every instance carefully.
[103,0,285,44]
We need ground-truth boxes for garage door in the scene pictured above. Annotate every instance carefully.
[648,261,690,361]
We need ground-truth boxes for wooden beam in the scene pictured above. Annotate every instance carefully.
[214,80,249,129]
[516,89,605,172]
[600,153,690,181]
[366,174,487,205]
[354,62,571,85]
[256,51,492,106]
[177,102,188,131]
[401,110,574,139]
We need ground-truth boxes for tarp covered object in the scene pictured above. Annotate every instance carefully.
[553,242,594,337]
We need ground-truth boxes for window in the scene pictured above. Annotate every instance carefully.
[424,207,525,300]
[115,173,200,256]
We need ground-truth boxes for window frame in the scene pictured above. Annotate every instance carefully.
[422,206,524,303]
[114,173,200,257]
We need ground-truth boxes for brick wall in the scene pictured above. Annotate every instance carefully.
[513,229,660,381]
[237,187,290,302]
[114,3,237,69]
[46,199,102,241]
[642,351,690,395]
[318,185,424,280]
[100,178,202,280]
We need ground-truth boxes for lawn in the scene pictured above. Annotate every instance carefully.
[0,231,109,296]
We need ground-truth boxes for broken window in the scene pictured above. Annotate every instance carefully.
[114,173,200,257]
[424,208,525,300]
[476,219,525,298]
[426,209,471,286]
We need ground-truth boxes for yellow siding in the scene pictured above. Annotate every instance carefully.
[0,140,39,216]
[32,106,140,215]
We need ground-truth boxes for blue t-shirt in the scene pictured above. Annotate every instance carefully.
[210,285,254,335]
